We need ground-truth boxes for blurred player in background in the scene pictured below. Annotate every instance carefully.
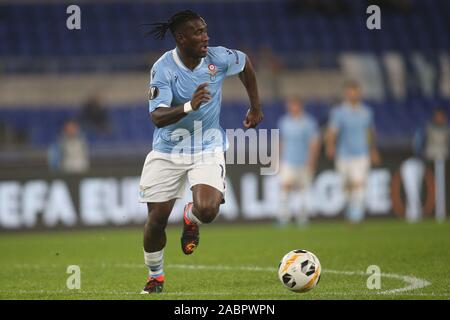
[278,97,320,226]
[47,119,90,174]
[413,107,449,161]
[325,81,380,224]
[139,10,263,293]
[413,107,449,222]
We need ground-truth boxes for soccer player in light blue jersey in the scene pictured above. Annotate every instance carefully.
[278,98,320,226]
[138,10,263,293]
[325,81,380,224]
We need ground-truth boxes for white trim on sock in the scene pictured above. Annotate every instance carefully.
[187,204,203,225]
[144,249,164,277]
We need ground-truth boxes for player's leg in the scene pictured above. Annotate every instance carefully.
[279,184,293,225]
[346,157,370,224]
[295,167,313,226]
[181,184,223,254]
[191,183,223,222]
[278,163,295,225]
[336,158,351,220]
[181,152,226,254]
[139,150,187,292]
[142,200,176,293]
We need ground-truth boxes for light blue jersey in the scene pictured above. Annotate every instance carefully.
[329,103,374,159]
[278,114,319,166]
[149,46,246,154]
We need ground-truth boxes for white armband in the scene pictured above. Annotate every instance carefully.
[183,101,193,114]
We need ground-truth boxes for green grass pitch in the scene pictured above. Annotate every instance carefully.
[0,220,449,300]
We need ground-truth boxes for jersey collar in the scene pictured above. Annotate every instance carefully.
[172,48,205,72]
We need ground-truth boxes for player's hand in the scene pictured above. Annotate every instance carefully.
[307,161,316,175]
[371,148,381,166]
[191,83,211,110]
[243,107,263,128]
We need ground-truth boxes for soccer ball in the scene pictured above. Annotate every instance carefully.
[278,249,321,293]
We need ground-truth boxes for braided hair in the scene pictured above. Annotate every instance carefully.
[145,10,202,40]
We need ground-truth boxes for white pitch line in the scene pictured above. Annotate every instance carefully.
[322,269,431,295]
[166,264,431,295]
[0,290,447,298]
[9,263,432,295]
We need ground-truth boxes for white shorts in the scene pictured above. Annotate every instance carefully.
[139,150,226,203]
[336,156,370,185]
[279,163,313,189]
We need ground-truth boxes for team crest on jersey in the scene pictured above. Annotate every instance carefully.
[149,86,159,100]
[207,64,218,81]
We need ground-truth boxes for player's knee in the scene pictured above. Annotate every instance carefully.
[147,218,167,231]
[146,210,170,230]
[350,182,365,193]
[194,201,219,224]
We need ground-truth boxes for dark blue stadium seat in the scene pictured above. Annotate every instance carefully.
[1,0,448,59]
[1,99,449,148]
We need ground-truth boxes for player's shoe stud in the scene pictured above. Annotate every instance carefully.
[140,276,164,294]
[181,202,200,255]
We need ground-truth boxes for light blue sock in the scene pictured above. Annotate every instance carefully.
[346,202,364,223]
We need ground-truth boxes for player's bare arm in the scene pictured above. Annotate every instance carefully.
[369,127,381,165]
[325,127,337,160]
[307,138,321,172]
[150,83,211,128]
[238,56,264,128]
